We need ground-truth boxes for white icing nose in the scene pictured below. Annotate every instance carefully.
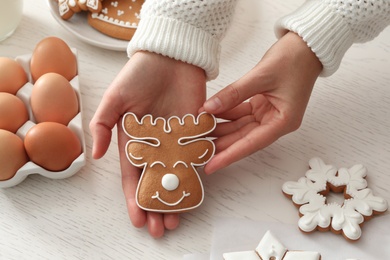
[161,173,179,191]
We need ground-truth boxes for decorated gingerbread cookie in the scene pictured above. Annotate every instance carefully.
[223,230,322,260]
[58,0,102,20]
[122,112,216,213]
[77,0,103,12]
[87,0,143,40]
[282,157,388,241]
[58,0,80,20]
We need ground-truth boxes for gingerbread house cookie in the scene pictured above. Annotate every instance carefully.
[122,112,216,213]
[282,157,388,241]
[87,0,143,40]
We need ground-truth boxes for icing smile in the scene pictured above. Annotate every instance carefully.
[152,191,190,206]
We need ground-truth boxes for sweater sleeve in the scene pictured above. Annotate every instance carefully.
[275,0,390,77]
[127,0,238,80]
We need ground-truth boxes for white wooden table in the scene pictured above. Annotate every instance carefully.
[1,1,389,259]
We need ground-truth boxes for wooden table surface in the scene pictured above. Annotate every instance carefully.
[1,1,389,259]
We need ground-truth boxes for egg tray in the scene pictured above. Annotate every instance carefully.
[0,49,86,188]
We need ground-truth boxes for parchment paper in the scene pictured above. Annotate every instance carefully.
[184,214,390,259]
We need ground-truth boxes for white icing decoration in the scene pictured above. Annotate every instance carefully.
[198,149,209,160]
[150,161,166,168]
[59,1,70,16]
[151,191,190,206]
[161,173,179,191]
[173,161,188,168]
[128,153,143,161]
[282,157,388,240]
[224,230,323,260]
[255,231,287,260]
[91,13,138,29]
[111,1,118,7]
[87,0,99,9]
[117,10,124,16]
[69,0,77,7]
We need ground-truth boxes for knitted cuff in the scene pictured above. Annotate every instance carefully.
[274,1,355,77]
[127,16,221,80]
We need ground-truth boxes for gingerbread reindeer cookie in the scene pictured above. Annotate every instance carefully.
[122,112,216,213]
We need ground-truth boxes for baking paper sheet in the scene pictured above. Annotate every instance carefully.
[184,214,390,259]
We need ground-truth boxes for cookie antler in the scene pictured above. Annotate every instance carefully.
[122,113,166,144]
[169,113,216,142]
[123,113,216,141]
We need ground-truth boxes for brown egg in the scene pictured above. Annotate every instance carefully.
[24,122,82,172]
[0,130,29,181]
[0,57,28,94]
[30,37,77,82]
[31,72,79,125]
[0,92,29,132]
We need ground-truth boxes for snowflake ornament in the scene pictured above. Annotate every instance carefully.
[223,230,321,260]
[282,157,388,241]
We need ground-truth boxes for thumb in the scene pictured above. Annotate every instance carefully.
[202,69,265,114]
[89,92,123,159]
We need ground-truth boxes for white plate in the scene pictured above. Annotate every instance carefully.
[46,0,128,51]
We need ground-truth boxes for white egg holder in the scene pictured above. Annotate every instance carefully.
[0,49,86,188]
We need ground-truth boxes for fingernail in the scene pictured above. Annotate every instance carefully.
[204,97,222,112]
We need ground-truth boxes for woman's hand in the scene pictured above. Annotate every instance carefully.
[89,51,207,238]
[201,32,323,174]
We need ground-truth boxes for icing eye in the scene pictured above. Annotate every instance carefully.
[173,161,188,168]
[161,173,179,191]
[150,161,166,168]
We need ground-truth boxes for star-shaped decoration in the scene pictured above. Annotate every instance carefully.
[223,230,321,260]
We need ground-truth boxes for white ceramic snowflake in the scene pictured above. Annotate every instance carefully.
[282,157,388,240]
[223,230,321,260]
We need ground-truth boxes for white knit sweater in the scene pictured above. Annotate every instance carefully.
[127,0,390,79]
[275,0,390,76]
